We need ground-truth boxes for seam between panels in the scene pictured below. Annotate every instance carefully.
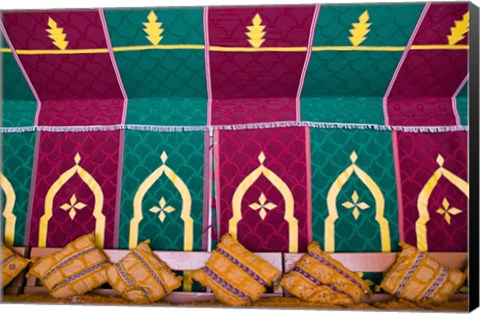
[296,4,320,122]
[203,6,214,251]
[451,74,468,126]
[382,3,431,126]
[99,8,129,248]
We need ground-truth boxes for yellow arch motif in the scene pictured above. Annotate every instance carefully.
[1,171,16,247]
[416,154,469,252]
[325,151,390,252]
[130,151,193,251]
[229,152,298,252]
[40,153,105,248]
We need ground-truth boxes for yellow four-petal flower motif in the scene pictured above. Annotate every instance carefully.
[342,191,370,220]
[249,193,277,220]
[60,194,86,220]
[436,197,462,224]
[150,197,176,223]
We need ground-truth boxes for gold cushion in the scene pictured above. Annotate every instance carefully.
[1,244,29,287]
[380,241,466,303]
[280,242,371,305]
[28,233,110,298]
[106,240,182,303]
[192,234,281,306]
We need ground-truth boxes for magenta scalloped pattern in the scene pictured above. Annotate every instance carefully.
[37,99,124,126]
[208,6,314,125]
[2,10,124,123]
[396,131,467,251]
[3,11,108,50]
[386,3,468,126]
[412,3,469,46]
[29,131,120,248]
[216,127,309,252]
[208,6,315,48]
[209,52,305,124]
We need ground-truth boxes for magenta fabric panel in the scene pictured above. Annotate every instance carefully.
[215,127,310,252]
[208,6,315,125]
[38,99,124,126]
[208,6,314,47]
[386,3,468,126]
[29,131,120,248]
[3,11,109,50]
[2,11,124,125]
[395,131,468,252]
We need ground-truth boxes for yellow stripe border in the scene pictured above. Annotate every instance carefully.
[0,44,469,55]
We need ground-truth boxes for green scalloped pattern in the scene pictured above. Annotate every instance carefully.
[310,128,399,252]
[301,4,423,124]
[313,4,424,47]
[119,130,205,251]
[456,82,467,126]
[104,8,207,125]
[104,8,204,47]
[1,132,36,245]
[2,35,37,127]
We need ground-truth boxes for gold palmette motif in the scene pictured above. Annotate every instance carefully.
[229,152,298,252]
[40,153,105,248]
[143,11,164,46]
[46,17,69,50]
[1,171,17,246]
[130,151,193,251]
[349,10,371,47]
[447,12,469,46]
[246,13,266,48]
[325,151,390,252]
[416,154,468,252]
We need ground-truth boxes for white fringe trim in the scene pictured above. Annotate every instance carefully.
[0,122,469,134]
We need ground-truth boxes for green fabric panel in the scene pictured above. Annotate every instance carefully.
[2,34,37,127]
[301,4,423,124]
[119,130,205,251]
[1,132,36,245]
[173,270,205,292]
[310,128,399,252]
[104,8,204,46]
[104,9,207,125]
[359,272,384,292]
[457,82,467,126]
[126,97,206,126]
[301,97,385,124]
[313,4,424,46]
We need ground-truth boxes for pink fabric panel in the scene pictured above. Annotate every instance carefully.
[208,6,315,125]
[386,3,468,126]
[396,131,468,251]
[29,131,120,248]
[3,10,124,125]
[216,127,310,252]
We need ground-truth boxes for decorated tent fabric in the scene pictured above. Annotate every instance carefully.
[0,2,469,261]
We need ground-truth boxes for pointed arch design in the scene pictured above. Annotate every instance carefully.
[325,151,390,252]
[40,153,105,247]
[416,154,469,252]
[229,152,298,252]
[130,151,193,250]
[1,171,16,246]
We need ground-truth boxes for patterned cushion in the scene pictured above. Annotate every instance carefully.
[1,244,30,287]
[106,240,182,303]
[380,241,466,303]
[28,233,110,298]
[192,234,281,306]
[280,241,372,304]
